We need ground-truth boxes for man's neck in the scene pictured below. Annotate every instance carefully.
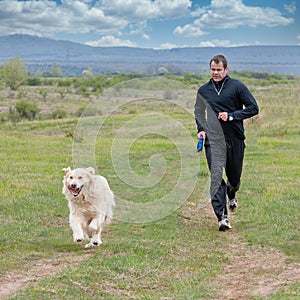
[211,75,229,94]
[212,75,229,85]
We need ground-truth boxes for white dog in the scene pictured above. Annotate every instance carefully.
[62,167,115,248]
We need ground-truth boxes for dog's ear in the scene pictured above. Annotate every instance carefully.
[62,167,71,174]
[86,167,95,175]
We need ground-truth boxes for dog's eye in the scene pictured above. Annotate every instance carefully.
[78,176,83,180]
[69,176,73,179]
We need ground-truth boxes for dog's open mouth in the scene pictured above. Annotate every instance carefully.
[67,184,83,197]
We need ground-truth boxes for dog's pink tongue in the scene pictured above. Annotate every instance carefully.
[68,184,82,196]
[68,184,77,191]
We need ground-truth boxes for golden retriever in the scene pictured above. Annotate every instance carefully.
[62,167,115,248]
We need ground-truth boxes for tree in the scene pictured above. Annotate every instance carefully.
[37,89,48,102]
[1,56,28,90]
[15,100,40,121]
[82,67,93,77]
[157,66,169,75]
[52,63,63,77]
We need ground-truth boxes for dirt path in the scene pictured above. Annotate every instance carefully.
[0,252,92,299]
[0,205,299,299]
[202,203,300,299]
[215,235,300,299]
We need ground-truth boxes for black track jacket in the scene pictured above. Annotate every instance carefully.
[194,76,259,140]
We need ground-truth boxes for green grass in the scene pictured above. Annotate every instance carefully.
[0,78,299,299]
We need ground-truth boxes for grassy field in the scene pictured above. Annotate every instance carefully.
[0,76,299,299]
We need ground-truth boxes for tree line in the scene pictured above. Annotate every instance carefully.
[0,56,297,124]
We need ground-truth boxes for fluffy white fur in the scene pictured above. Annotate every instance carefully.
[62,167,115,248]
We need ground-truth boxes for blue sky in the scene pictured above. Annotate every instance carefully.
[0,0,299,48]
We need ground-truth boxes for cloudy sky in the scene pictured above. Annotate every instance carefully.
[0,0,299,48]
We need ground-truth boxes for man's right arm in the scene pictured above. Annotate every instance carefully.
[194,91,206,134]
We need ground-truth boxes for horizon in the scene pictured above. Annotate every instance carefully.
[0,0,299,49]
[1,34,300,76]
[4,33,300,51]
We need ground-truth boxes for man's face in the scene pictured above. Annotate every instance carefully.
[210,61,228,82]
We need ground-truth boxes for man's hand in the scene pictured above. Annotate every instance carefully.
[218,112,228,121]
[197,131,206,139]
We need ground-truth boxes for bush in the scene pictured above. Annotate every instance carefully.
[57,78,73,87]
[7,107,20,123]
[15,100,40,120]
[76,106,102,117]
[51,109,67,119]
[26,77,42,86]
[2,56,28,90]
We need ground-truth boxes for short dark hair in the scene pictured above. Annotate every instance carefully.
[210,55,228,69]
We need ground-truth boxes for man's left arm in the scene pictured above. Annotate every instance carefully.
[228,83,259,121]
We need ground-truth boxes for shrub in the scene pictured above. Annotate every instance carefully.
[26,77,42,86]
[1,56,28,90]
[15,100,40,120]
[57,78,73,87]
[76,106,102,117]
[8,107,21,123]
[51,109,67,119]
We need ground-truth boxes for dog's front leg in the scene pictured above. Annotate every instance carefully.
[85,217,102,248]
[69,215,84,242]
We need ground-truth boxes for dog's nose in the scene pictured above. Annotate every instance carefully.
[71,183,77,189]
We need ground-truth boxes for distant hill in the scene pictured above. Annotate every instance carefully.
[0,34,299,76]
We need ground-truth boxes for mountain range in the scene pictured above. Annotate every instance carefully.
[0,34,299,76]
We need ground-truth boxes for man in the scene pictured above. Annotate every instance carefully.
[194,54,259,231]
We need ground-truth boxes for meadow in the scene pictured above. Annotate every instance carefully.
[0,73,299,299]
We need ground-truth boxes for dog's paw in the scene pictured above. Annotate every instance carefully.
[74,236,84,243]
[84,240,102,248]
[92,241,101,246]
[91,238,102,246]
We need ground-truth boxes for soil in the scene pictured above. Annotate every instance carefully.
[0,252,92,299]
[0,205,299,299]
[204,203,300,300]
[215,235,300,300]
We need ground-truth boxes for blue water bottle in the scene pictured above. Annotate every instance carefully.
[196,135,204,152]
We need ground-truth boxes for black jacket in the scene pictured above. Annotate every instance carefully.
[194,76,259,140]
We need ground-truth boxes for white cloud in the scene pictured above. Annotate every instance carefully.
[174,0,294,37]
[0,0,192,46]
[190,7,207,17]
[156,42,195,50]
[198,40,231,47]
[284,2,296,14]
[100,0,192,20]
[154,0,192,18]
[198,39,249,47]
[0,0,296,48]
[174,24,207,37]
[128,21,150,40]
[85,35,137,47]
[129,29,150,40]
[0,0,127,37]
[0,0,68,36]
[158,43,179,50]
[142,33,150,40]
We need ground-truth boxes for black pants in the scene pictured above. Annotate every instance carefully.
[205,138,245,221]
